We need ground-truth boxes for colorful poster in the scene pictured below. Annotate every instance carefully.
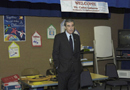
[32,31,42,47]
[47,25,56,39]
[8,41,20,58]
[4,15,26,42]
[60,0,109,13]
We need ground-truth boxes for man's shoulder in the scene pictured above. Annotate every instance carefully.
[55,32,65,37]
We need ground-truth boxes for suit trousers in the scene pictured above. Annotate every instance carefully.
[57,65,80,90]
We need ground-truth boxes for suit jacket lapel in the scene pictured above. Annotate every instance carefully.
[73,34,77,53]
[63,32,72,50]
[63,32,77,53]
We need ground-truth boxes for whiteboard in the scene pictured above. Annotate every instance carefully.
[94,26,112,57]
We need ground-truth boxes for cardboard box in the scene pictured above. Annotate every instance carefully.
[1,82,21,90]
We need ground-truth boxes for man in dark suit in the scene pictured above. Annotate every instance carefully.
[52,19,82,90]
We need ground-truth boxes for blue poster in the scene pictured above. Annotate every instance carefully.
[4,15,26,41]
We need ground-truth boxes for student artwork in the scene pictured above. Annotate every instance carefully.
[8,41,20,58]
[60,19,80,35]
[60,19,65,33]
[32,31,42,47]
[47,25,56,39]
[4,15,26,42]
[74,30,80,36]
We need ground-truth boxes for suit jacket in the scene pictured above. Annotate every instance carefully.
[52,32,82,73]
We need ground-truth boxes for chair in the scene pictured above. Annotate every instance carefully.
[93,26,116,74]
[104,63,129,90]
[80,69,104,90]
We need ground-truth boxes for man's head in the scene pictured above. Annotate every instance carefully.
[64,19,75,34]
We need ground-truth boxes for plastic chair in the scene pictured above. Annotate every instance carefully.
[80,69,104,90]
[104,63,129,90]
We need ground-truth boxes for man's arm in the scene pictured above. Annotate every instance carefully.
[77,36,81,60]
[52,35,60,68]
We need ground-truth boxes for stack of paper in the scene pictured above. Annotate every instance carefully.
[81,59,93,66]
[81,58,87,61]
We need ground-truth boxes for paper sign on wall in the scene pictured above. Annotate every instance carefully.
[8,41,20,58]
[60,19,65,33]
[60,0,109,13]
[32,31,42,47]
[47,25,56,39]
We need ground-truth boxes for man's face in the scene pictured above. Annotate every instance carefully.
[65,22,75,34]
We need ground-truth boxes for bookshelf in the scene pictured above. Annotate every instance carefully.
[116,48,130,69]
[80,50,94,72]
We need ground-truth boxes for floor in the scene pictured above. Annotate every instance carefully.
[44,83,129,90]
[95,83,129,90]
[25,82,129,90]
[42,84,129,90]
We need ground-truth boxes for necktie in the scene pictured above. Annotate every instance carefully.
[69,35,73,51]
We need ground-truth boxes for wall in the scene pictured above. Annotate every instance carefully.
[0,13,124,78]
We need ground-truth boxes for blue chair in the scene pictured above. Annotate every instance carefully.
[104,63,129,90]
[80,69,104,90]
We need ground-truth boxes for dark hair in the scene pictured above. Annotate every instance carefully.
[64,19,75,26]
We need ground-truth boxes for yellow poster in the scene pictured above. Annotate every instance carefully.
[8,41,20,58]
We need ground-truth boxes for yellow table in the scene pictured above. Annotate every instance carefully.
[91,73,108,81]
[21,73,108,88]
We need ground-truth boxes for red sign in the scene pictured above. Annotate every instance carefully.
[32,31,42,47]
[1,74,20,83]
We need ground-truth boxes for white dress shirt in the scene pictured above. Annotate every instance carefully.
[65,31,74,51]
